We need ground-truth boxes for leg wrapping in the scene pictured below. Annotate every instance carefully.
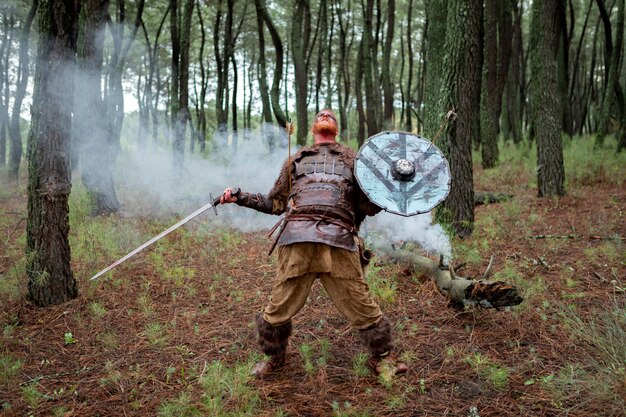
[358,316,394,358]
[255,315,292,364]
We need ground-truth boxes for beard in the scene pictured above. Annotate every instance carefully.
[311,119,338,136]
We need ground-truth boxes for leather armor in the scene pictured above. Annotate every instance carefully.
[277,144,359,251]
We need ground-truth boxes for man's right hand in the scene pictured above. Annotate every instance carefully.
[220,187,239,204]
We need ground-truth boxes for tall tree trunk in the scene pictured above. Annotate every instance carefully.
[404,0,414,132]
[27,0,79,307]
[255,0,273,123]
[314,0,328,113]
[381,0,395,129]
[335,0,354,140]
[169,0,182,167]
[255,0,287,128]
[292,0,311,145]
[569,0,593,136]
[480,0,512,169]
[502,0,522,143]
[558,0,573,137]
[9,0,39,181]
[195,1,207,152]
[435,0,480,238]
[361,0,379,137]
[595,0,623,149]
[0,12,12,169]
[355,39,366,145]
[530,0,565,197]
[423,0,448,137]
[75,0,120,216]
[173,0,194,171]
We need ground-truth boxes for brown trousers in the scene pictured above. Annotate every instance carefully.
[262,243,383,329]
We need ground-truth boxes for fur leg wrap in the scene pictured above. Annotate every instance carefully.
[255,315,292,365]
[358,316,394,358]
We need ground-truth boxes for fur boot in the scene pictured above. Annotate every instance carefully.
[358,317,407,376]
[252,315,292,378]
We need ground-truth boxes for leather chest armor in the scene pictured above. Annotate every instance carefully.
[277,144,358,251]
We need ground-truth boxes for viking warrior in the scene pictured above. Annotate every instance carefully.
[221,110,407,378]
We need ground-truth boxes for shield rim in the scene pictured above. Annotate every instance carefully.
[355,130,451,216]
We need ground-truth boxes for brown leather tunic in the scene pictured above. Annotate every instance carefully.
[267,142,381,251]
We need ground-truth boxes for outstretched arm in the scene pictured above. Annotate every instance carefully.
[220,187,279,215]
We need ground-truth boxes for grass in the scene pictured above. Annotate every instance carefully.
[464,352,510,391]
[364,263,397,306]
[554,298,626,412]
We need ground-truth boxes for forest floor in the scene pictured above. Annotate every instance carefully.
[1,151,625,417]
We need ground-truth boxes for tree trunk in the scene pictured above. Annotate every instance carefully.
[435,0,481,238]
[569,0,593,136]
[255,0,287,128]
[355,39,366,145]
[213,0,226,131]
[173,0,194,172]
[0,12,11,169]
[502,0,522,144]
[530,0,565,197]
[423,0,448,138]
[361,0,379,137]
[255,0,273,123]
[335,0,354,141]
[381,0,395,129]
[291,0,311,146]
[75,0,120,216]
[27,0,79,307]
[194,1,207,152]
[480,0,512,169]
[404,0,414,131]
[595,0,623,149]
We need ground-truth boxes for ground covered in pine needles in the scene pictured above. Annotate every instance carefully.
[1,149,625,416]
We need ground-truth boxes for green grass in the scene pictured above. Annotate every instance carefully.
[365,263,397,306]
[464,352,510,391]
[554,298,626,412]
[0,354,23,381]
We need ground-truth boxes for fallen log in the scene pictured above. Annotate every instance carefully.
[474,192,513,206]
[387,250,523,310]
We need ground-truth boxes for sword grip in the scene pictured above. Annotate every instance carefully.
[212,187,241,205]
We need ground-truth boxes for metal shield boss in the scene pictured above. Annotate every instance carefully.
[355,131,451,216]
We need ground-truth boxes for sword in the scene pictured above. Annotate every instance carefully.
[89,188,240,281]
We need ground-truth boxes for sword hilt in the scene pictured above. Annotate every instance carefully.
[210,187,241,215]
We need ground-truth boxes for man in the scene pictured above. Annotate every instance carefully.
[221,110,407,378]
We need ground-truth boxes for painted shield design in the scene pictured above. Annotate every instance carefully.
[355,131,451,216]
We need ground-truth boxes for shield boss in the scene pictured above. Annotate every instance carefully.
[355,131,451,216]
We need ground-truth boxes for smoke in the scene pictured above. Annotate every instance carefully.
[362,212,452,260]
[112,123,451,258]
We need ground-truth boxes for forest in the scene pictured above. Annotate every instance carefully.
[0,0,625,416]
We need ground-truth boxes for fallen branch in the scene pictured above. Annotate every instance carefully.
[531,234,577,239]
[387,250,523,310]
[474,192,513,206]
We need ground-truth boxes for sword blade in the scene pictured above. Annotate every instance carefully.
[90,200,217,281]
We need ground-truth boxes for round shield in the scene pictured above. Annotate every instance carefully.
[355,131,451,216]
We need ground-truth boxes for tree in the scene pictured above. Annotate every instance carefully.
[381,0,395,129]
[436,0,481,238]
[480,0,512,169]
[530,0,564,197]
[26,0,80,307]
[423,0,448,138]
[75,0,120,216]
[595,0,624,149]
[292,0,311,146]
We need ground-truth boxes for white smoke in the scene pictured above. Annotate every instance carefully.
[362,212,452,260]
[112,123,451,258]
